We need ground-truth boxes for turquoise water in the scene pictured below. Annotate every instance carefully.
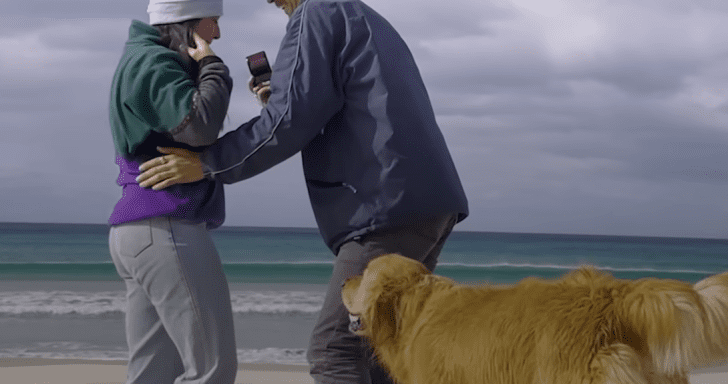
[1,222,725,363]
[1,222,726,284]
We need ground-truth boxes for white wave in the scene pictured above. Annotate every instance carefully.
[0,342,129,361]
[0,290,324,317]
[237,348,308,365]
[436,262,717,275]
[0,343,308,365]
[0,291,126,316]
[223,260,332,265]
[230,291,324,314]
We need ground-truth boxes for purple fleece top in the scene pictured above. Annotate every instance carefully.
[108,155,225,229]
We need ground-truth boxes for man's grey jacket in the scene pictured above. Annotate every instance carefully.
[201,0,469,253]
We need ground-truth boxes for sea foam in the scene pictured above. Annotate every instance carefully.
[0,290,325,318]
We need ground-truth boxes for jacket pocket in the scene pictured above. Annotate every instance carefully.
[114,220,153,258]
[306,180,358,193]
[306,180,365,237]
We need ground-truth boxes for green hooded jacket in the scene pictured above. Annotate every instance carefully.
[109,20,232,157]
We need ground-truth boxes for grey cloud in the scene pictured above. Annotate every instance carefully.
[1,0,727,239]
[376,0,517,39]
[0,172,118,223]
[37,22,130,54]
[608,0,728,14]
[3,1,144,19]
[564,50,704,97]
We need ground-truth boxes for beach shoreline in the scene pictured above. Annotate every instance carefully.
[1,358,313,384]
[2,358,727,383]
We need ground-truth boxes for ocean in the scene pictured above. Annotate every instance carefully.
[0,222,726,365]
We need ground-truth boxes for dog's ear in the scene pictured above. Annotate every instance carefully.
[368,289,399,345]
[364,278,415,348]
[359,255,430,344]
[363,255,430,305]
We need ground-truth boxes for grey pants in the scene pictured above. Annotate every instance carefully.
[109,217,237,384]
[307,214,458,384]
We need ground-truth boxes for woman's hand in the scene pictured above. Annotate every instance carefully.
[249,78,272,107]
[137,147,205,190]
[187,32,215,62]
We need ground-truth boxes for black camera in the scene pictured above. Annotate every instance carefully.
[246,51,272,87]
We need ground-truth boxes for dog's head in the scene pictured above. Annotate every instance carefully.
[341,254,431,341]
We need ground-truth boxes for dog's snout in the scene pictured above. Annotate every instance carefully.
[341,278,351,288]
[348,313,364,333]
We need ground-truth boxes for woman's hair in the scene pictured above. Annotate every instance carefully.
[155,18,201,78]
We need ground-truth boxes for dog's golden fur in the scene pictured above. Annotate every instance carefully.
[342,254,728,384]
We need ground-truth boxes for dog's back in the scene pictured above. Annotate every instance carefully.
[403,269,632,383]
[344,255,728,384]
[398,267,728,384]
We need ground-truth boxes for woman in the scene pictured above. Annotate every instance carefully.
[107,0,236,382]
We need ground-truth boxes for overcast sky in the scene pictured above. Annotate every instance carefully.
[1,0,727,239]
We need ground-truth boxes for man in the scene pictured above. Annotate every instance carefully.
[136,0,468,382]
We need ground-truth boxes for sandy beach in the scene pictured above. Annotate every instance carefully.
[0,358,314,384]
[1,358,727,383]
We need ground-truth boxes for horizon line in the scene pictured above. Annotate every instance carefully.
[0,221,725,242]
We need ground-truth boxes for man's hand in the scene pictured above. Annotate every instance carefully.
[137,147,205,190]
[248,77,272,107]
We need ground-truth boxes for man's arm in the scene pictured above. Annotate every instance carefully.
[200,2,344,184]
[137,81,270,190]
[138,2,344,187]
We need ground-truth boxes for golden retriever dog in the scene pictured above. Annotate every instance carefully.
[342,254,728,384]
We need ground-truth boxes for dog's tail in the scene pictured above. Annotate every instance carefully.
[620,272,728,376]
[694,272,728,358]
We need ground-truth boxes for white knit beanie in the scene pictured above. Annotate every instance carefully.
[148,0,223,25]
